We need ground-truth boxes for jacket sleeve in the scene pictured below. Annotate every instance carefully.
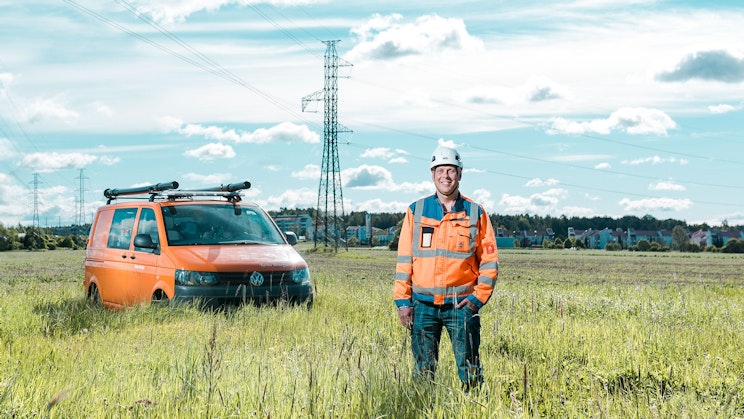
[469,207,499,308]
[393,207,414,308]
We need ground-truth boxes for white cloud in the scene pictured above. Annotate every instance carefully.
[22,97,79,125]
[622,156,688,165]
[560,206,596,218]
[130,0,231,24]
[182,172,234,186]
[649,181,686,191]
[437,138,459,149]
[291,164,320,180]
[98,156,121,166]
[92,101,114,118]
[361,147,409,164]
[708,104,736,114]
[130,0,312,25]
[361,147,395,159]
[618,197,692,212]
[498,188,569,215]
[169,119,320,144]
[256,187,318,211]
[464,76,570,105]
[0,138,17,160]
[342,164,431,194]
[20,152,97,172]
[470,189,494,212]
[594,162,611,169]
[0,72,14,94]
[183,143,236,160]
[347,13,483,62]
[549,107,676,136]
[343,165,393,189]
[525,178,559,187]
[353,198,410,213]
[656,50,744,83]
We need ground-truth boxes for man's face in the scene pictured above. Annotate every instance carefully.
[431,165,461,197]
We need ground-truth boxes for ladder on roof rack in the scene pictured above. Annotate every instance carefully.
[103,181,251,204]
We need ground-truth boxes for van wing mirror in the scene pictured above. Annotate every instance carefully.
[284,231,298,246]
[133,233,158,249]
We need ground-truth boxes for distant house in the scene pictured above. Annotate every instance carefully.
[567,227,622,249]
[626,228,670,247]
[345,225,368,244]
[273,214,313,240]
[517,228,554,247]
[716,230,744,246]
[691,229,709,247]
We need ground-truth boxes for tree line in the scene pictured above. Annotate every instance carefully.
[271,207,740,238]
[1,210,740,252]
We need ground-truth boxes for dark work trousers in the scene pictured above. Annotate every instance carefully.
[410,299,483,388]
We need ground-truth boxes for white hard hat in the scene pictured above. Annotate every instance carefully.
[430,146,463,169]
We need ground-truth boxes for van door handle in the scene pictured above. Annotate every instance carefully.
[130,255,136,260]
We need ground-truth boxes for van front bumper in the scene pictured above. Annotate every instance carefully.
[172,283,313,307]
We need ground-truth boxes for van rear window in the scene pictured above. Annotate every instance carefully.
[161,204,285,246]
[108,208,138,249]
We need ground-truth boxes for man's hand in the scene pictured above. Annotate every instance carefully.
[397,306,413,330]
[457,299,478,311]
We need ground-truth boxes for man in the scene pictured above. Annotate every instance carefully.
[393,145,499,390]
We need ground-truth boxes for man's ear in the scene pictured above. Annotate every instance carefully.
[457,168,463,181]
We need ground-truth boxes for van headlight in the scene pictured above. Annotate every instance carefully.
[292,267,310,284]
[175,270,218,286]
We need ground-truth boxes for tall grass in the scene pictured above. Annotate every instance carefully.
[0,248,742,417]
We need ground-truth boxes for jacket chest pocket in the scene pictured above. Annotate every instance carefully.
[445,219,473,253]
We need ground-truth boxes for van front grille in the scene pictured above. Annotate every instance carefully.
[215,271,294,286]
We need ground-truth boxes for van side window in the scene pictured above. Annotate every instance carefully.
[107,208,138,249]
[134,208,159,252]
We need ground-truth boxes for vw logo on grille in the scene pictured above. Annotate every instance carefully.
[249,271,264,286]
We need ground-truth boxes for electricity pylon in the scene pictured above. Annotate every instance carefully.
[302,40,352,250]
[30,173,41,228]
[76,168,88,226]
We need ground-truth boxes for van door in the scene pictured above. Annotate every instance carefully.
[103,207,140,305]
[131,207,162,302]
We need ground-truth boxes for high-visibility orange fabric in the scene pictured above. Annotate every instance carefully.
[394,193,499,308]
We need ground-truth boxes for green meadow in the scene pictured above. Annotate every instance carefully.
[0,248,742,418]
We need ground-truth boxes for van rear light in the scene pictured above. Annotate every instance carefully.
[175,270,218,286]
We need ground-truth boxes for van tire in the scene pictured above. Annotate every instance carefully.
[151,290,170,306]
[88,284,101,305]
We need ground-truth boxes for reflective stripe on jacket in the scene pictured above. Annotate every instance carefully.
[394,193,499,309]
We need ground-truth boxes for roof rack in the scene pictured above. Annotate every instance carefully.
[103,181,251,204]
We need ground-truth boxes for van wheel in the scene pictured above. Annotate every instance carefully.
[88,284,101,305]
[151,290,170,306]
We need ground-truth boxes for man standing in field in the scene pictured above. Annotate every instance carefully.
[394,145,499,391]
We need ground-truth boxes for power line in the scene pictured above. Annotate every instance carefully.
[64,0,315,129]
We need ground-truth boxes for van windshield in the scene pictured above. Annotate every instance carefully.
[161,204,286,246]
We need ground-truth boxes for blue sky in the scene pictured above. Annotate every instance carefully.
[1,0,743,228]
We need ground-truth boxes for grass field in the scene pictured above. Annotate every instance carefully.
[0,247,742,418]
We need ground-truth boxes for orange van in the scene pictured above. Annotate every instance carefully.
[84,181,313,309]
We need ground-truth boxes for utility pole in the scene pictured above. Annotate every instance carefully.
[76,168,88,226]
[302,40,352,250]
[30,173,41,228]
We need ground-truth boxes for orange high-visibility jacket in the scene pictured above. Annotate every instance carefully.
[394,193,499,309]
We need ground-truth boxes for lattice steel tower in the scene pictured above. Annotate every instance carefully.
[302,40,352,249]
[30,173,41,228]
[76,168,88,226]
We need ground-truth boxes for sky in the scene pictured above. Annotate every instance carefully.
[1,0,743,229]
